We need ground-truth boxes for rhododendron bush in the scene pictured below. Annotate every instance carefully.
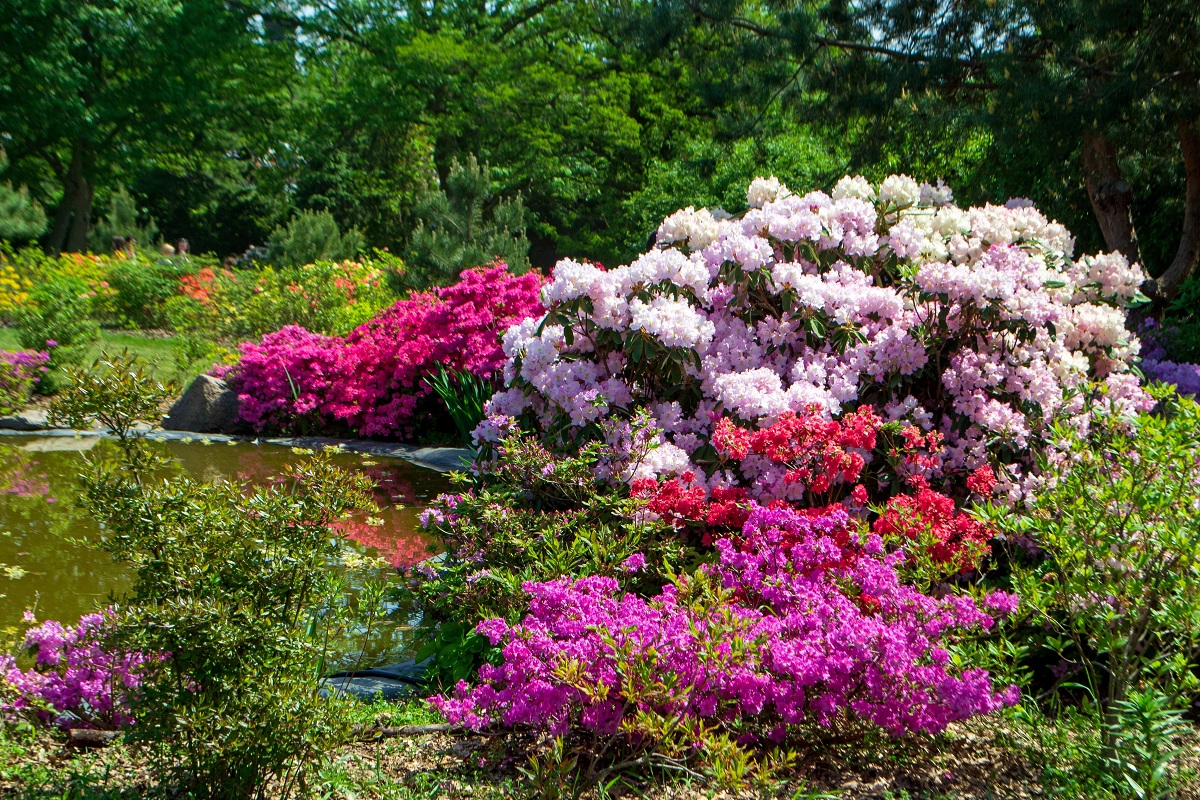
[1,612,149,730]
[229,265,544,437]
[434,504,1019,745]
[483,174,1152,505]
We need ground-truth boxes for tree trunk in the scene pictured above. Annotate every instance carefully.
[46,139,94,255]
[1152,119,1200,300]
[1082,130,1142,266]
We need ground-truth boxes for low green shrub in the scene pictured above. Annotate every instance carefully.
[983,385,1200,751]
[14,277,100,387]
[50,353,383,799]
[269,209,364,267]
[106,256,195,328]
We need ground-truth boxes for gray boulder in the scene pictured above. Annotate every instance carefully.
[162,374,243,434]
[0,409,49,431]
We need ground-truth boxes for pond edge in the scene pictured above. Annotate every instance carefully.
[0,421,473,474]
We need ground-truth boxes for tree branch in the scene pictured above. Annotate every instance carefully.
[494,0,564,41]
[681,0,983,69]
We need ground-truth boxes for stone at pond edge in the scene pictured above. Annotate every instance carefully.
[162,374,244,434]
[0,409,49,431]
[321,659,429,701]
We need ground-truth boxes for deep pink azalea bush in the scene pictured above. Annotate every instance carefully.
[482,175,1153,505]
[1,612,149,730]
[230,265,544,437]
[433,503,1019,740]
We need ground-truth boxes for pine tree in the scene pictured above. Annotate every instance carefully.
[268,209,364,266]
[404,155,530,290]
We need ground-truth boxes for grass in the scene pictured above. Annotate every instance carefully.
[0,328,209,391]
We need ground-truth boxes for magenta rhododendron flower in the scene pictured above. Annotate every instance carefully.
[230,265,544,438]
[1,612,151,730]
[432,504,1018,738]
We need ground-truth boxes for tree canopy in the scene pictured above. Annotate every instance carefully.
[0,0,1195,294]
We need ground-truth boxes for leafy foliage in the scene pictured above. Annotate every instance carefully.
[87,186,159,254]
[48,352,380,799]
[0,151,45,243]
[409,425,687,688]
[424,365,494,447]
[985,386,1200,716]
[14,278,101,380]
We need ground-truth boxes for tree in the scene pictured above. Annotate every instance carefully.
[88,186,159,252]
[624,0,1200,298]
[0,0,294,253]
[405,155,530,288]
[286,0,709,266]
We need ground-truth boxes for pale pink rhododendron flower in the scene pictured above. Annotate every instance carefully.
[487,175,1152,506]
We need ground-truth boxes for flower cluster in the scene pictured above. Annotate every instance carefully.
[873,475,995,571]
[486,176,1152,504]
[0,348,49,415]
[230,265,544,437]
[1,612,149,730]
[433,504,1017,739]
[1139,320,1200,396]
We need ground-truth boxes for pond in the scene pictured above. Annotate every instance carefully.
[0,434,454,668]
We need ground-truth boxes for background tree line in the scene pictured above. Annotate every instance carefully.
[0,0,1195,297]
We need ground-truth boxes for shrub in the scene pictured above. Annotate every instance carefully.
[14,276,100,377]
[166,258,396,342]
[106,255,194,328]
[433,502,1017,788]
[0,349,48,414]
[486,175,1151,507]
[409,424,686,687]
[1152,271,1200,364]
[404,155,531,290]
[1,611,149,731]
[986,386,1200,718]
[49,353,380,799]
[1140,318,1200,396]
[268,209,364,267]
[230,264,544,438]
[0,258,31,322]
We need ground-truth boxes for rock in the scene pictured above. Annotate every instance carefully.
[162,375,243,434]
[405,446,473,472]
[0,409,49,431]
[321,659,429,701]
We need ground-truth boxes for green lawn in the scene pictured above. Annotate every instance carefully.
[0,328,206,389]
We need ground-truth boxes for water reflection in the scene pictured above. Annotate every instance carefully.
[0,435,452,667]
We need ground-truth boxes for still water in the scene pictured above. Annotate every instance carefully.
[0,435,453,666]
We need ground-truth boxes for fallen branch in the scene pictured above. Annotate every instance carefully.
[354,722,508,741]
